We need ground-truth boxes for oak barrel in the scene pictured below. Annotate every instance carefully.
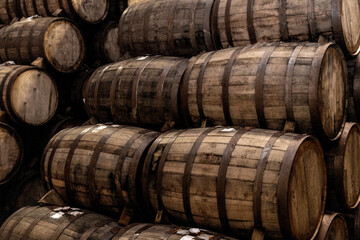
[0,0,20,24]
[119,0,216,57]
[18,0,109,24]
[0,17,85,73]
[347,56,360,122]
[0,206,237,239]
[0,64,58,126]
[0,206,122,239]
[213,0,360,57]
[85,56,189,129]
[93,21,122,63]
[315,213,348,240]
[142,127,327,239]
[325,122,360,210]
[0,122,22,186]
[41,124,159,215]
[180,42,347,142]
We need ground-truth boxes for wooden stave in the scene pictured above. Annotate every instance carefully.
[0,0,21,24]
[0,122,23,187]
[41,124,160,216]
[0,17,85,73]
[325,122,360,210]
[0,206,237,240]
[85,56,189,128]
[119,0,216,57]
[180,42,347,142]
[0,64,58,126]
[214,0,360,58]
[315,213,349,240]
[142,127,327,239]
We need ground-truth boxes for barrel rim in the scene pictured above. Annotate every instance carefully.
[0,122,23,187]
[337,122,360,209]
[316,213,348,240]
[9,68,59,126]
[43,18,85,73]
[277,135,327,239]
[332,0,360,57]
[68,0,110,24]
[309,42,347,142]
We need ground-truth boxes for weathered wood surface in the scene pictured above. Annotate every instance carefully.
[0,64,58,126]
[41,124,159,215]
[214,0,360,57]
[0,206,237,239]
[325,123,360,210]
[119,0,216,57]
[0,122,22,187]
[315,213,348,240]
[142,127,327,239]
[93,21,122,63]
[180,42,347,142]
[85,56,189,129]
[1,0,109,24]
[0,17,85,73]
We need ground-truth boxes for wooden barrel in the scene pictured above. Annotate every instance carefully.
[180,42,347,142]
[142,127,327,239]
[0,17,85,73]
[325,122,360,210]
[18,0,109,24]
[0,0,20,24]
[347,56,360,122]
[0,122,22,186]
[0,206,122,239]
[0,64,58,126]
[0,206,237,240]
[119,0,216,57]
[315,213,348,240]
[85,56,189,129]
[41,124,159,215]
[93,21,122,63]
[213,0,360,57]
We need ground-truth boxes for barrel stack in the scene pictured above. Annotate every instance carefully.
[0,0,360,240]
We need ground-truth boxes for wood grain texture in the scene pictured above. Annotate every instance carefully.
[180,42,347,142]
[0,17,85,73]
[119,0,216,57]
[0,206,237,240]
[85,56,189,129]
[9,0,109,24]
[325,123,360,210]
[41,124,159,215]
[215,0,360,57]
[0,64,58,126]
[142,127,326,239]
[315,213,348,240]
[0,122,22,186]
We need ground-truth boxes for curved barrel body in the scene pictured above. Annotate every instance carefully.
[142,127,327,239]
